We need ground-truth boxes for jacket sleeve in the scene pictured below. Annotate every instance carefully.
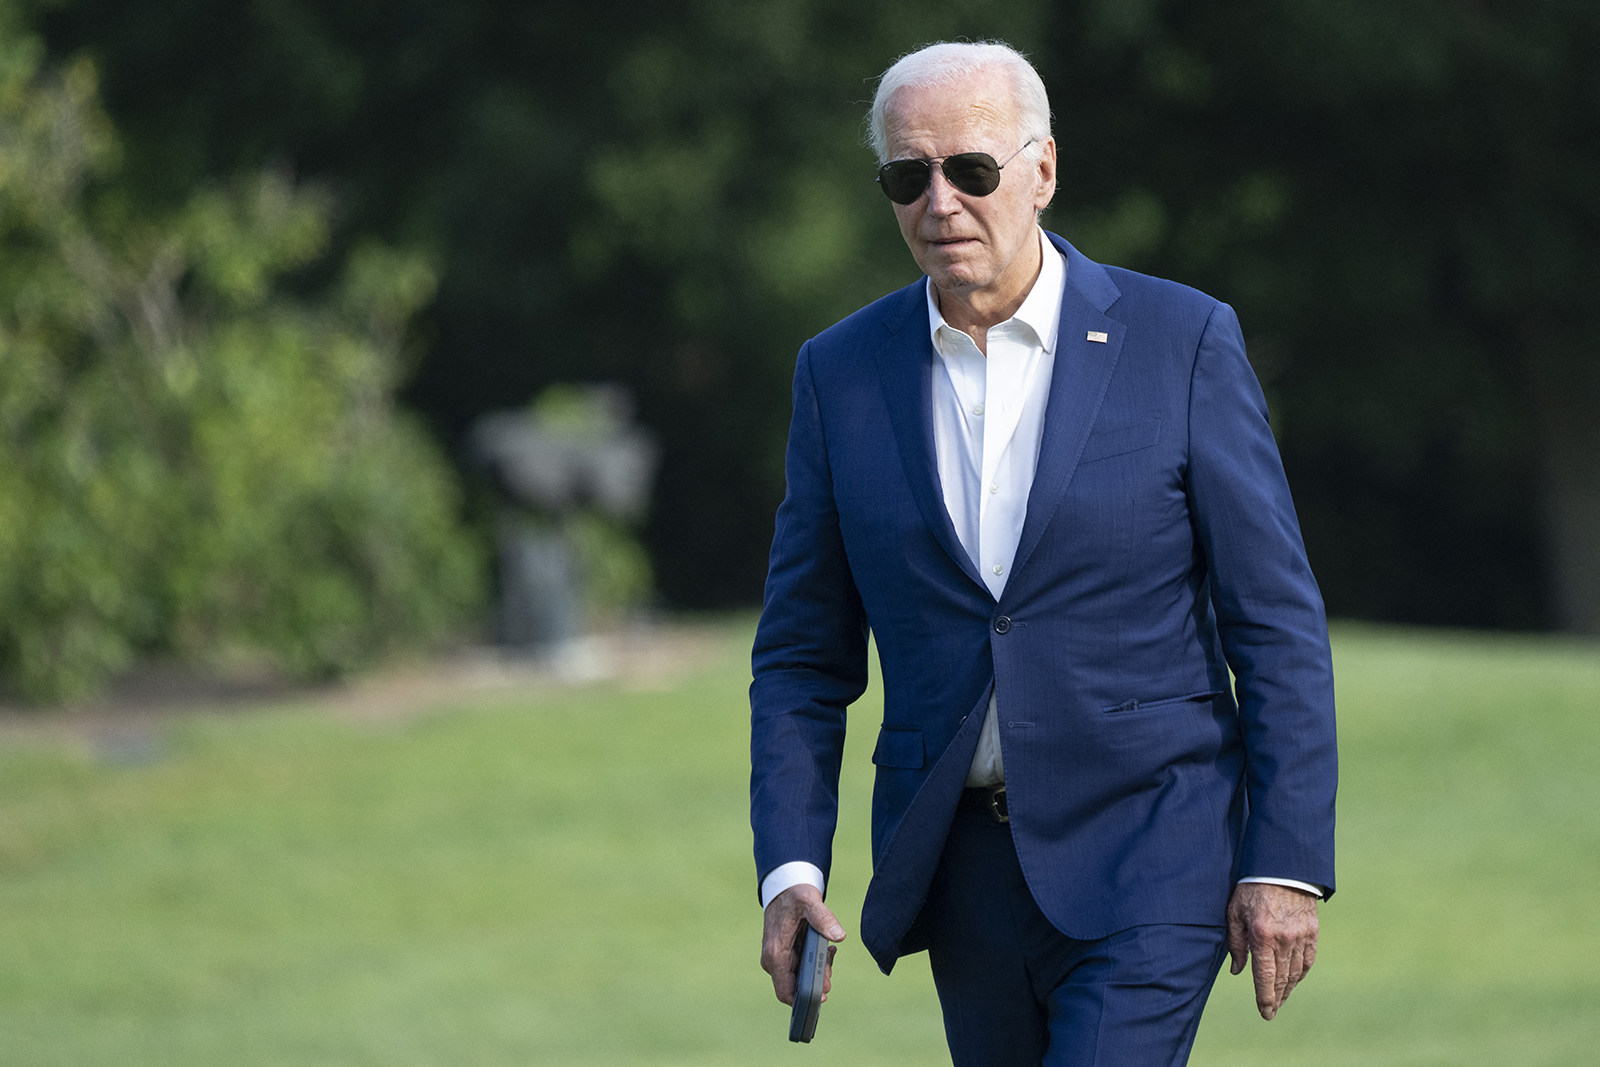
[1186,303,1338,895]
[749,341,869,900]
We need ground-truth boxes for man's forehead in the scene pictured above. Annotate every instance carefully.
[884,80,1016,153]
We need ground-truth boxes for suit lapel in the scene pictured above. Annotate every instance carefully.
[872,287,990,594]
[1009,239,1126,586]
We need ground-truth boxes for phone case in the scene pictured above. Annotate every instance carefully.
[788,924,827,1042]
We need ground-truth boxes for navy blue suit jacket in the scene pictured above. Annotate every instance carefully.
[750,233,1337,974]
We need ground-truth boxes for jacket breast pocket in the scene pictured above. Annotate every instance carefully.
[871,726,925,769]
[1079,418,1161,465]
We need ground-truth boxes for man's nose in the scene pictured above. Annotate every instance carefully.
[924,166,963,215]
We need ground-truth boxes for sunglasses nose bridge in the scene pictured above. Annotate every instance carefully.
[922,160,966,209]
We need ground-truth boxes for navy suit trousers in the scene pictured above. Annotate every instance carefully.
[922,805,1229,1066]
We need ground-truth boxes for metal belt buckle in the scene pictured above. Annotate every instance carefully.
[988,785,1009,823]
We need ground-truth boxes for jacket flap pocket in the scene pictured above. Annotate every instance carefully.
[871,726,925,769]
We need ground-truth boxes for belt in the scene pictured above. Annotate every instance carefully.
[961,784,1009,823]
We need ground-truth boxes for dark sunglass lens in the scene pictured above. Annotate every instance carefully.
[942,153,1001,196]
[878,160,930,204]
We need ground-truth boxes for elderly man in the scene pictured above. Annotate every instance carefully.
[750,40,1336,1065]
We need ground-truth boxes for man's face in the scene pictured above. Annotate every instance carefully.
[882,75,1056,312]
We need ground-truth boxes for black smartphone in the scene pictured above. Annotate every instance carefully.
[788,924,828,1043]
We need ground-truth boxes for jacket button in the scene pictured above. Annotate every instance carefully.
[993,616,1012,634]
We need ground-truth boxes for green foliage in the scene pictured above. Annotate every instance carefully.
[0,38,482,702]
[567,0,1056,606]
[1042,0,1600,629]
[26,0,1600,628]
[563,511,653,623]
[32,0,1055,607]
[507,384,657,623]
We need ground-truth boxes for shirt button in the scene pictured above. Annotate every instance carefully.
[972,404,984,416]
[989,482,1000,494]
[993,616,1012,634]
[992,564,1004,576]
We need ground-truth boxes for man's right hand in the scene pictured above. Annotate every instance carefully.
[760,884,846,1005]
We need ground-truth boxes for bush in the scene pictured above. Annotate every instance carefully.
[0,43,482,702]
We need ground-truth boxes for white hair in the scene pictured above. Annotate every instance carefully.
[867,40,1053,164]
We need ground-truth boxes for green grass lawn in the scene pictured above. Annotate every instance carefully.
[0,620,1596,1065]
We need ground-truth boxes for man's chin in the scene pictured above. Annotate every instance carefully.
[927,268,983,295]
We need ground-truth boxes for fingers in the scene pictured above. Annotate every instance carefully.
[1226,903,1250,976]
[1250,943,1279,1019]
[804,897,847,943]
[1225,882,1320,1020]
[1249,937,1309,1019]
[760,885,847,1006]
[760,930,797,1006]
[760,910,803,1004]
[1261,938,1310,1019]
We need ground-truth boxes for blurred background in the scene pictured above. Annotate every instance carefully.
[4,0,1598,704]
[3,3,1599,1064]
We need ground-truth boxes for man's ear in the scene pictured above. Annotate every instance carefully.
[1034,138,1058,213]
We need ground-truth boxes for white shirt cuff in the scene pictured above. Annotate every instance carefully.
[1238,876,1325,899]
[761,862,826,910]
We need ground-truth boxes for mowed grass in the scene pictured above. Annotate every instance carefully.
[0,619,1595,1065]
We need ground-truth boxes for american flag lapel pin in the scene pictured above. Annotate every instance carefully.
[1086,330,1109,343]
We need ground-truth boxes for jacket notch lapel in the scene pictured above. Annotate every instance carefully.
[872,292,989,594]
[1008,289,1126,587]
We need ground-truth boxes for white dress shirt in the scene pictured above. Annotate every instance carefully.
[930,227,1065,787]
[760,229,1320,908]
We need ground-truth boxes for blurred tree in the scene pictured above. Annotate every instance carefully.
[0,16,482,701]
[1042,0,1600,631]
[28,0,1597,630]
[33,0,1048,608]
[566,1,1055,605]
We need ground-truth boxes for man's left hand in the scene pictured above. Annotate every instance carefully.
[1226,882,1319,1020]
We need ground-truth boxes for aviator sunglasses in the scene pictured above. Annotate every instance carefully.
[876,140,1035,205]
